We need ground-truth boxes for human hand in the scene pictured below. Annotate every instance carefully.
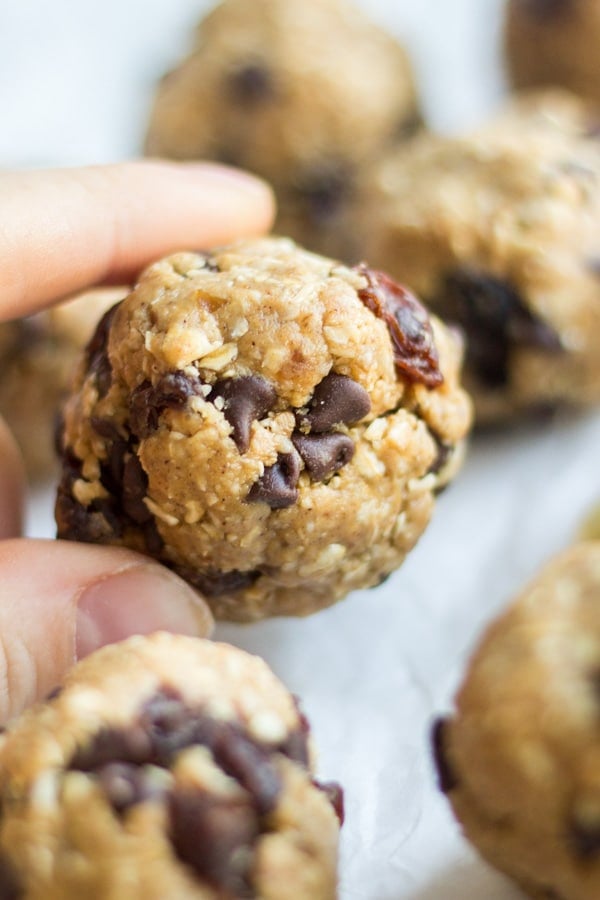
[0,160,275,722]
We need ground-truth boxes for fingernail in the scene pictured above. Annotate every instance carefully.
[76,564,214,659]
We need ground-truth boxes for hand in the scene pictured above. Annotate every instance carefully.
[0,160,275,722]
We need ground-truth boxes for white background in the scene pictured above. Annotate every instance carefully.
[2,1,600,897]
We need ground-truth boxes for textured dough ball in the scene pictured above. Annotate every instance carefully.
[0,288,125,479]
[360,91,600,424]
[144,0,421,262]
[55,237,471,621]
[0,633,340,899]
[433,543,600,900]
[505,0,600,106]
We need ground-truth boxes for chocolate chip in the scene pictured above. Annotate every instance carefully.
[281,702,311,769]
[143,519,164,555]
[71,726,152,771]
[98,762,166,814]
[295,165,353,225]
[85,303,120,399]
[292,432,354,480]
[0,854,22,900]
[216,728,282,815]
[314,780,345,825]
[45,686,62,702]
[169,789,258,895]
[569,816,600,859]
[55,486,120,544]
[209,376,277,453]
[129,371,204,439]
[440,269,562,388]
[173,566,259,597]
[394,110,423,142]
[90,416,122,442]
[121,454,151,524]
[246,451,301,508]
[356,265,443,388]
[227,62,275,105]
[520,0,572,18]
[431,717,458,794]
[299,373,371,433]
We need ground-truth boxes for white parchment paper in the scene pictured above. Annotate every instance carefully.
[4,1,600,896]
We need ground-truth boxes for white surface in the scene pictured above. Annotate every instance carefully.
[4,0,599,897]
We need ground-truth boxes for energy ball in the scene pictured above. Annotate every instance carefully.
[0,633,341,899]
[361,92,600,424]
[55,237,471,621]
[505,0,600,106]
[433,543,600,900]
[0,288,125,479]
[144,0,421,262]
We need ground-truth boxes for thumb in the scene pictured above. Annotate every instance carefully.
[0,539,214,723]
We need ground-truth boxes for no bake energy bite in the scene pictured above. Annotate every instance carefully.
[361,92,600,423]
[55,237,471,621]
[145,0,421,263]
[0,634,340,899]
[433,543,600,900]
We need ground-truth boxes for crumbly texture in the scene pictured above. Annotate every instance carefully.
[144,0,421,263]
[505,0,600,106]
[0,633,340,899]
[55,237,471,622]
[361,91,600,424]
[433,543,600,900]
[0,288,125,479]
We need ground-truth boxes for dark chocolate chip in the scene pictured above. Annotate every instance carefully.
[292,432,354,481]
[173,566,259,597]
[246,451,301,508]
[299,373,371,433]
[55,485,120,544]
[71,726,152,771]
[295,165,353,225]
[98,762,166,814]
[440,269,562,388]
[314,780,345,825]
[569,816,600,859]
[90,416,123,442]
[143,519,164,555]
[431,717,458,794]
[129,371,204,439]
[121,454,151,524]
[215,727,282,815]
[45,685,63,702]
[356,265,443,388]
[520,0,572,18]
[209,376,277,453]
[227,63,275,105]
[170,789,258,895]
[85,303,120,398]
[0,854,23,900]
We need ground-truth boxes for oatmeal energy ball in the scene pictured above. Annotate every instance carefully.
[145,0,421,262]
[505,0,600,106]
[361,91,600,423]
[0,633,341,899]
[433,543,600,900]
[55,237,471,621]
[0,288,125,479]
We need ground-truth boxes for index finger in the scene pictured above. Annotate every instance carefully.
[0,161,275,320]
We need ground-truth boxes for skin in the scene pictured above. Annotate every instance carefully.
[0,160,275,723]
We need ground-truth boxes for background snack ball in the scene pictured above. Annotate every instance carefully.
[55,237,472,621]
[433,542,600,900]
[505,0,600,106]
[360,90,600,425]
[0,288,125,480]
[0,633,341,899]
[145,0,422,262]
